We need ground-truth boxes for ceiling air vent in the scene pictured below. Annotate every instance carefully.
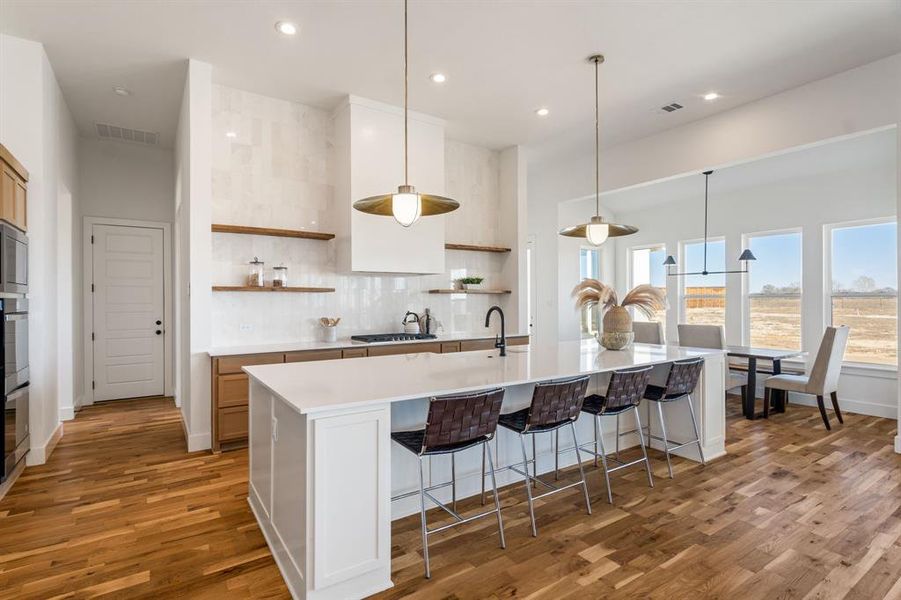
[95,122,159,145]
[660,102,683,113]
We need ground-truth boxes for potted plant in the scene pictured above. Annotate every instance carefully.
[572,279,666,350]
[460,276,485,291]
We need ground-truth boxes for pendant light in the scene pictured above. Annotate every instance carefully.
[352,0,459,227]
[663,170,756,276]
[559,54,638,245]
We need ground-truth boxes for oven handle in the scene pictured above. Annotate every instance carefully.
[5,313,27,321]
[5,384,28,407]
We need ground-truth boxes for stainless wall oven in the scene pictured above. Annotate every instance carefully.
[1,225,28,482]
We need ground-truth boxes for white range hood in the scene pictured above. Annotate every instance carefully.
[333,95,446,274]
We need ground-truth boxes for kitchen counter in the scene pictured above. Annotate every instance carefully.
[245,340,727,599]
[208,330,529,357]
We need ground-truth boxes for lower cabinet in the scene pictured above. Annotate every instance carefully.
[211,335,530,452]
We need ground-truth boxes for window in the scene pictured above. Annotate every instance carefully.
[682,239,726,326]
[630,245,667,328]
[579,247,601,337]
[746,231,802,350]
[828,220,897,365]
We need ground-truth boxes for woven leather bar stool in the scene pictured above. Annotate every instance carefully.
[643,357,706,478]
[493,375,592,537]
[580,366,654,504]
[390,388,506,579]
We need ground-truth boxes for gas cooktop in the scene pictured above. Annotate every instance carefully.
[351,333,438,343]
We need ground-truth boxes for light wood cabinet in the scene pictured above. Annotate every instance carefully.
[0,145,28,232]
[210,335,529,452]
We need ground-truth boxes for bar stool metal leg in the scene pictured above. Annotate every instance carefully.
[633,407,655,488]
[570,421,592,515]
[532,435,538,489]
[418,456,431,579]
[485,442,506,549]
[554,429,560,480]
[656,401,674,478]
[594,414,613,504]
[593,416,599,467]
[480,442,487,505]
[451,453,457,512]
[686,394,706,464]
[519,433,538,537]
[615,414,620,460]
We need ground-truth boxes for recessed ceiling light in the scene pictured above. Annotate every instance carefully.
[703,92,720,101]
[112,86,132,97]
[275,21,298,36]
[225,131,237,139]
[429,73,446,84]
[535,107,550,117]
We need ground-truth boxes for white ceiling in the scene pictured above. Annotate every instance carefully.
[2,1,900,157]
[599,128,898,214]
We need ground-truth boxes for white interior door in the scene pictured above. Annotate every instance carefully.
[92,224,165,401]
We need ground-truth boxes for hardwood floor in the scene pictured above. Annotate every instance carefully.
[1,396,900,599]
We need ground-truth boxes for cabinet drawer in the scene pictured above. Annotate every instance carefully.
[217,373,249,408]
[440,342,461,353]
[217,352,284,374]
[218,406,248,442]
[342,348,368,359]
[509,336,529,346]
[460,339,495,352]
[368,343,416,357]
[285,349,343,363]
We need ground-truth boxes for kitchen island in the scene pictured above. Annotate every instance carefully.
[244,340,726,600]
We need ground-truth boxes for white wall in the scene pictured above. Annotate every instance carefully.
[79,138,174,222]
[0,34,80,463]
[612,146,897,418]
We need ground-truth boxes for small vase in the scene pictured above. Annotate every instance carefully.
[463,283,482,291]
[598,306,634,350]
[322,326,338,343]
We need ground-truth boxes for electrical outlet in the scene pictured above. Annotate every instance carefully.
[240,323,253,333]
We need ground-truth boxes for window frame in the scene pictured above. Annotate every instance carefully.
[627,242,667,324]
[678,236,726,326]
[578,245,602,339]
[823,216,898,368]
[741,227,803,349]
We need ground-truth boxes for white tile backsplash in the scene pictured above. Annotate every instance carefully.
[211,84,513,347]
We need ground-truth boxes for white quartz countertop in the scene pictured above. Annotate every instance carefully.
[244,340,724,415]
[208,331,528,357]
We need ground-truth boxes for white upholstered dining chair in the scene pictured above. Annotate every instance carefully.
[677,324,748,402]
[633,321,665,345]
[763,326,850,430]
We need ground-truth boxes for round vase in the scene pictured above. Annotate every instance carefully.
[598,306,634,350]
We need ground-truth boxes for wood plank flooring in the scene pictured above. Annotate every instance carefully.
[1,396,899,599]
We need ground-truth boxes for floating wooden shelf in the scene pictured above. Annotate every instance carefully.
[212,223,335,241]
[212,285,335,293]
[445,243,511,253]
[428,289,512,295]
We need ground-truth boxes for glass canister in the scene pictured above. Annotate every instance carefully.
[272,265,288,288]
[247,257,265,287]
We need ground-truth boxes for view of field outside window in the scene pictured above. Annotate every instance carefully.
[579,248,601,337]
[830,221,897,365]
[630,246,667,329]
[682,240,726,326]
[747,232,802,350]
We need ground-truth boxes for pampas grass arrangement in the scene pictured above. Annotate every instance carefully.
[572,279,667,349]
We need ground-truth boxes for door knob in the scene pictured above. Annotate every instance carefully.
[155,330,162,335]
[156,320,162,325]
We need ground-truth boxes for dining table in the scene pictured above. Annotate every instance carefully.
[726,346,806,419]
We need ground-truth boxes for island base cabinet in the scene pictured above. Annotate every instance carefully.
[248,380,393,600]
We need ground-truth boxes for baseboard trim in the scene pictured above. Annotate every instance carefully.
[784,394,897,419]
[59,406,75,421]
[27,422,63,466]
[179,411,211,453]
[895,435,900,454]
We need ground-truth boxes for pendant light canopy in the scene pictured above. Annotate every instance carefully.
[559,54,638,245]
[352,0,459,227]
[663,170,756,276]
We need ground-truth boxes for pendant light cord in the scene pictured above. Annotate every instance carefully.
[594,56,600,217]
[403,0,409,186]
